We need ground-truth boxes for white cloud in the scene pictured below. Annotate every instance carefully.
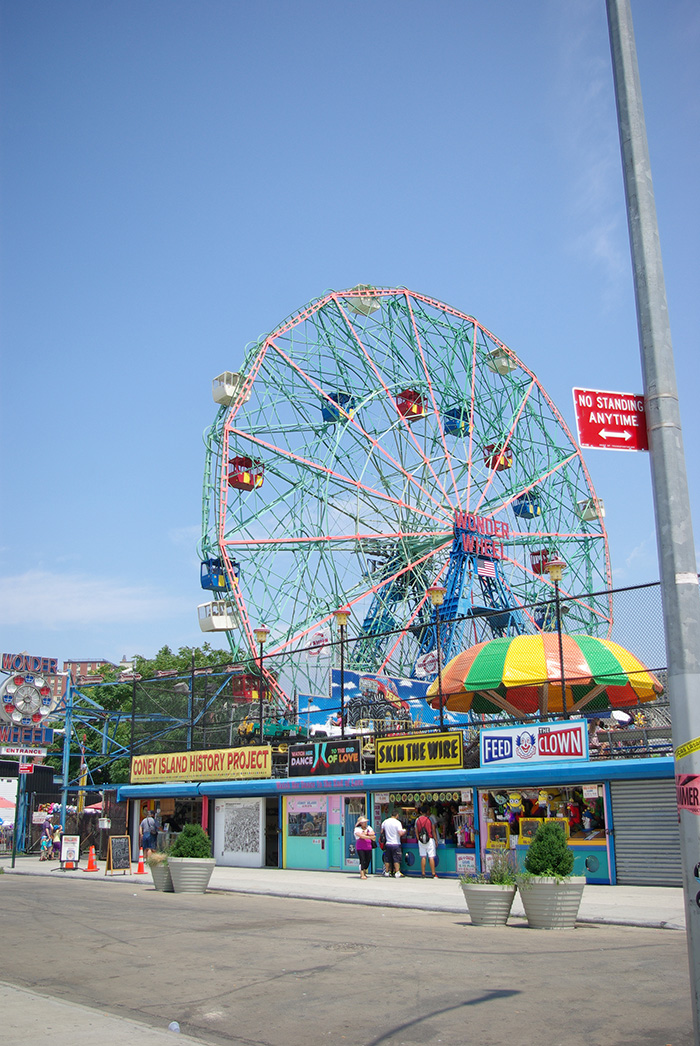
[0,570,188,628]
[554,2,627,289]
[168,524,201,550]
[611,532,659,583]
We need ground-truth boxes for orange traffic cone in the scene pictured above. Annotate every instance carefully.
[136,846,146,874]
[85,845,98,872]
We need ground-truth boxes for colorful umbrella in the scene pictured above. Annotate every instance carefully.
[426,634,663,717]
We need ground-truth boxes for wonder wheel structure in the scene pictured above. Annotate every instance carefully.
[199,286,611,706]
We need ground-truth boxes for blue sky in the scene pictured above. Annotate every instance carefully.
[1,0,698,669]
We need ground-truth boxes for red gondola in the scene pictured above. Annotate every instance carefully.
[396,389,425,420]
[228,456,264,491]
[530,549,554,575]
[483,444,513,471]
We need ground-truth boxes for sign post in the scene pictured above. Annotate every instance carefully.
[572,387,648,451]
[607,2,700,1037]
[10,769,22,869]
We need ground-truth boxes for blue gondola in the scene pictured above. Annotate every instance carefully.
[321,391,356,422]
[513,493,541,519]
[200,558,240,591]
[443,406,467,436]
[534,605,555,631]
[465,604,517,635]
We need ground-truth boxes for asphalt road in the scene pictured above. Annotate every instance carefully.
[0,876,692,1046]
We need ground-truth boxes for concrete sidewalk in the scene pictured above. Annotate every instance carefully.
[1,982,206,1046]
[1,853,687,930]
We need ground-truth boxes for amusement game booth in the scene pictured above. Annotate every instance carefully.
[119,724,679,886]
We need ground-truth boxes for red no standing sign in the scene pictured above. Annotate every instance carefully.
[572,387,649,451]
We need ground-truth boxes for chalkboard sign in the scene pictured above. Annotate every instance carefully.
[105,835,132,875]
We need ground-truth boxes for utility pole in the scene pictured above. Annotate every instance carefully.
[607,1,700,1034]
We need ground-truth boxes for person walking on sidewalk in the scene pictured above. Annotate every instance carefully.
[139,811,158,857]
[51,823,63,861]
[415,804,439,878]
[353,815,375,879]
[381,808,406,877]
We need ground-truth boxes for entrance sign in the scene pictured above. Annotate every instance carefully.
[375,731,463,772]
[481,720,589,766]
[572,387,648,451]
[1,747,47,758]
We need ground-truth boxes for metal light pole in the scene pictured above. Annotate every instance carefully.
[59,678,75,834]
[188,651,196,751]
[427,585,447,731]
[546,557,567,719]
[10,766,24,868]
[129,672,137,762]
[253,626,270,742]
[607,2,700,1034]
[333,608,351,737]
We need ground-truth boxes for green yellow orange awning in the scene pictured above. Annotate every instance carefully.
[426,634,663,717]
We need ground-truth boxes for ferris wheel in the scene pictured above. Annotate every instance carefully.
[199,286,611,705]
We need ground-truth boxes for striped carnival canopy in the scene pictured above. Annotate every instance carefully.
[426,634,663,718]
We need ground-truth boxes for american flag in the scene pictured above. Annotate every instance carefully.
[477,558,497,578]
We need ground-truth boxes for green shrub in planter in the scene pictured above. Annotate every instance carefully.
[459,850,517,886]
[486,851,518,885]
[146,850,169,868]
[523,821,574,879]
[459,851,518,926]
[169,824,212,859]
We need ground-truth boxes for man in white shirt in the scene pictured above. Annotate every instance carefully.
[381,809,406,877]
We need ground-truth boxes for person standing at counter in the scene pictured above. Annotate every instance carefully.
[381,808,406,878]
[415,804,439,878]
[353,816,375,880]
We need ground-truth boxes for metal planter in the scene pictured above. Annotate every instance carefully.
[168,857,216,894]
[518,876,586,929]
[149,860,174,892]
[460,883,517,926]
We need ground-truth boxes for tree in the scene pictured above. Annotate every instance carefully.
[56,643,258,788]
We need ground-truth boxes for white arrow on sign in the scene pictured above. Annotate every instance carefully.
[598,429,633,441]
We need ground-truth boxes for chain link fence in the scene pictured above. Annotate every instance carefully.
[72,580,672,775]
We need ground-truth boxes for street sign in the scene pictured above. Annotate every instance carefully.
[572,387,649,451]
[1,747,47,757]
[18,764,33,774]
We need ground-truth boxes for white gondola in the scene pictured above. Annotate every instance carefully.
[344,284,381,316]
[197,600,241,632]
[485,348,517,375]
[212,371,251,406]
[577,497,605,521]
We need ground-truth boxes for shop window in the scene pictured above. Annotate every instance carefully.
[481,785,606,849]
[287,798,327,837]
[375,791,464,846]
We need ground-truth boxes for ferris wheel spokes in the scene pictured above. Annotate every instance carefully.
[236,342,458,519]
[202,288,612,703]
[334,299,459,510]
